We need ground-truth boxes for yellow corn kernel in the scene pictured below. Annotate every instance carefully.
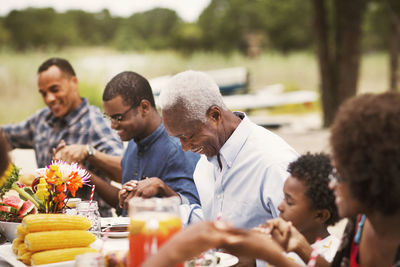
[17,243,28,258]
[31,247,98,265]
[22,214,91,232]
[25,230,96,252]
[17,224,28,237]
[12,236,24,254]
[20,251,33,265]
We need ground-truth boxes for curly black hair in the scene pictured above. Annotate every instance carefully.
[330,92,400,216]
[103,71,156,108]
[288,152,339,226]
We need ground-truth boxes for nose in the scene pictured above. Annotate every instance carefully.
[44,92,56,104]
[277,201,284,213]
[110,120,119,129]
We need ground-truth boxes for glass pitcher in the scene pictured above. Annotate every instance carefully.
[127,197,182,267]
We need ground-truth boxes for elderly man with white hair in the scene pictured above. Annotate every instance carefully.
[159,70,299,230]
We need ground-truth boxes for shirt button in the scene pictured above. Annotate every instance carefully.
[134,172,138,176]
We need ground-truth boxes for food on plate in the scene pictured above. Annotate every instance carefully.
[12,214,98,266]
[25,230,96,252]
[31,247,98,265]
[105,250,127,267]
[22,213,91,232]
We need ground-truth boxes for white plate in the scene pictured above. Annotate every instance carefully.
[0,244,74,267]
[101,217,130,228]
[216,252,239,267]
[100,230,129,238]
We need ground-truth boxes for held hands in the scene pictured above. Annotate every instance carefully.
[53,140,89,163]
[255,218,310,255]
[118,178,179,209]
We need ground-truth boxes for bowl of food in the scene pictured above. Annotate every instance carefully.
[0,221,20,241]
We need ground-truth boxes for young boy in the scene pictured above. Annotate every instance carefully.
[276,152,340,264]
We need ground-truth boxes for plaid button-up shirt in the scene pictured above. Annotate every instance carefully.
[1,98,124,216]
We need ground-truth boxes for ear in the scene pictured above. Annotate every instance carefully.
[206,106,222,123]
[315,209,331,225]
[138,99,151,115]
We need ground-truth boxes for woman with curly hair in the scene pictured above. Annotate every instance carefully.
[328,92,400,267]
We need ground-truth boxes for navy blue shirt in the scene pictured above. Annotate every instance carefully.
[121,124,200,209]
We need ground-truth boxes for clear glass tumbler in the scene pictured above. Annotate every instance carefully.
[77,200,101,237]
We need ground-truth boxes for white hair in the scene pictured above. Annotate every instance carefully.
[159,70,227,122]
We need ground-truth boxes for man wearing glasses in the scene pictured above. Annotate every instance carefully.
[0,57,124,217]
[102,71,200,216]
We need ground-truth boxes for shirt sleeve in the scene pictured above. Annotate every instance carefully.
[161,149,200,206]
[1,115,37,149]
[261,162,290,217]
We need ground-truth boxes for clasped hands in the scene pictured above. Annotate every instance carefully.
[52,140,88,163]
[118,178,179,209]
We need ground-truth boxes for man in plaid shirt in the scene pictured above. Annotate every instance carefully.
[1,57,124,216]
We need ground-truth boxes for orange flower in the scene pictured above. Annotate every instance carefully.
[67,171,83,197]
[56,184,65,193]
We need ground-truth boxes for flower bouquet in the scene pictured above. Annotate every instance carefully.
[0,161,91,221]
[33,160,91,213]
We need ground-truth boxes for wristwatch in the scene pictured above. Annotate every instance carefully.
[86,144,96,158]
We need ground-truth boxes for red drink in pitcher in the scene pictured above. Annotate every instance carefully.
[127,197,183,267]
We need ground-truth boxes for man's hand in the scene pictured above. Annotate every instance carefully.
[53,141,88,163]
[118,178,179,209]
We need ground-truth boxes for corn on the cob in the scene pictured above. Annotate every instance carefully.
[12,236,24,254]
[25,230,96,252]
[17,243,28,258]
[22,214,91,232]
[16,224,28,237]
[31,247,98,265]
[20,251,33,265]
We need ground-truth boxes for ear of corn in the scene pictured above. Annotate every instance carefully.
[31,247,99,265]
[25,230,96,252]
[17,243,28,258]
[19,251,33,265]
[16,224,28,237]
[22,214,91,232]
[12,237,24,254]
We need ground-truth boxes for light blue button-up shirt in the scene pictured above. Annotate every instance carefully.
[192,112,298,229]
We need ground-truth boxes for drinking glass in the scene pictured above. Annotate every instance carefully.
[77,200,101,237]
[128,197,182,267]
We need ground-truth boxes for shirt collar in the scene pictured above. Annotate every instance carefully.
[209,112,250,169]
[136,123,164,153]
[46,98,89,127]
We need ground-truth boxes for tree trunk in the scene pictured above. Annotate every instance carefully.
[312,0,367,127]
[389,13,399,91]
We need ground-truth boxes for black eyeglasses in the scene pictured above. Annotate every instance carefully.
[329,168,345,185]
[103,105,136,124]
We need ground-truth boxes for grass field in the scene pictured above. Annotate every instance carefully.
[0,48,390,124]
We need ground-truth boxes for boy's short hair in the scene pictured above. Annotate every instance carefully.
[288,152,339,226]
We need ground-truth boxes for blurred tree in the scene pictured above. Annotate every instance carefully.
[312,0,367,127]
[198,0,312,55]
[172,22,203,54]
[0,18,11,48]
[364,1,400,91]
[113,8,180,50]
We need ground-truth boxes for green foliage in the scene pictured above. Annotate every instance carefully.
[79,82,103,109]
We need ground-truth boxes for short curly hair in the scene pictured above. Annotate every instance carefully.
[288,152,339,226]
[330,92,400,216]
[103,71,156,108]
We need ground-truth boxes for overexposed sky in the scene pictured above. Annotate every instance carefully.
[0,0,211,22]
